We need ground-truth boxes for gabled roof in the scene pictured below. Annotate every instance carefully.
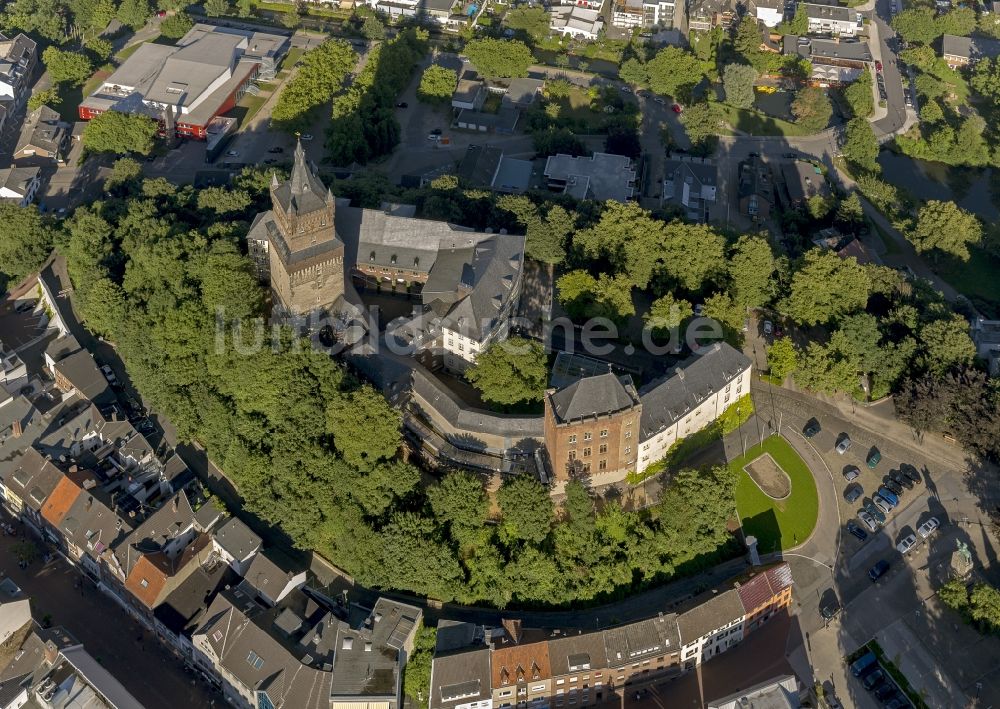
[124,532,213,608]
[676,589,746,644]
[431,646,492,709]
[547,632,609,675]
[52,348,111,402]
[3,447,64,511]
[214,516,262,562]
[271,141,332,217]
[0,166,39,198]
[439,234,525,340]
[491,640,551,688]
[548,373,640,424]
[40,473,85,528]
[244,550,296,601]
[113,491,197,578]
[15,105,67,157]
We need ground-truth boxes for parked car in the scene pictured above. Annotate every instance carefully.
[836,435,852,454]
[884,694,908,709]
[396,101,408,108]
[877,487,899,507]
[868,560,890,582]
[867,447,882,468]
[226,150,239,157]
[653,96,665,105]
[876,60,883,71]
[900,464,922,485]
[863,669,885,690]
[672,103,683,113]
[917,517,940,539]
[850,651,878,676]
[845,484,864,504]
[620,85,632,93]
[300,134,314,141]
[874,496,893,516]
[891,469,913,490]
[843,465,861,482]
[267,147,284,153]
[804,419,820,438]
[858,511,878,533]
[99,365,117,386]
[865,500,886,524]
[896,533,917,554]
[882,478,903,496]
[848,520,869,540]
[874,683,896,701]
[763,320,773,336]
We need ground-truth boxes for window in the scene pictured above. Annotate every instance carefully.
[624,431,631,439]
[600,429,608,438]
[583,432,592,441]
[599,444,607,454]
[570,677,577,683]
[568,434,577,444]
[531,685,545,692]
[568,450,576,461]
[624,446,631,455]
[556,680,565,686]
[724,394,730,403]
[599,460,607,471]
[583,447,591,457]
[257,691,276,709]
[583,463,591,473]
[212,630,223,642]
[246,651,264,670]
[625,419,632,427]
[139,578,149,588]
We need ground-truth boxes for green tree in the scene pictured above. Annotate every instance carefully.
[842,117,879,172]
[557,270,635,321]
[791,86,832,132]
[794,337,860,394]
[723,63,757,109]
[272,39,356,131]
[843,68,873,118]
[85,0,119,31]
[919,99,944,123]
[919,315,977,374]
[497,476,553,545]
[980,11,1000,39]
[1,0,67,40]
[204,0,229,15]
[532,127,587,157]
[463,38,533,79]
[776,4,807,35]
[352,6,385,39]
[117,0,151,27]
[79,277,127,338]
[939,578,971,615]
[970,584,1000,633]
[912,200,982,261]
[105,156,143,189]
[0,204,53,284]
[428,471,488,543]
[728,235,775,309]
[417,64,458,106]
[784,249,872,326]
[971,57,1000,101]
[236,0,251,16]
[503,6,551,42]
[733,15,762,58]
[328,385,402,470]
[767,337,798,380]
[836,192,864,226]
[403,625,436,709]
[82,111,158,155]
[646,46,705,100]
[196,186,251,214]
[619,57,649,87]
[937,7,976,37]
[679,100,724,155]
[27,87,60,112]
[644,292,692,335]
[891,8,939,44]
[466,337,549,407]
[86,37,114,62]
[807,194,833,220]
[42,46,94,86]
[159,11,194,38]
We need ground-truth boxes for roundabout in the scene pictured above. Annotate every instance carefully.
[733,434,820,554]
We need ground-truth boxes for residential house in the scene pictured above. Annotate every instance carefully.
[0,599,31,644]
[212,516,263,576]
[550,5,605,39]
[677,590,746,668]
[0,32,37,106]
[0,346,27,396]
[14,105,72,165]
[429,620,493,709]
[635,342,752,476]
[559,0,605,10]
[329,598,423,709]
[802,3,862,36]
[602,614,681,687]
[242,550,306,607]
[152,555,237,659]
[547,632,612,707]
[643,0,676,28]
[0,447,65,530]
[941,34,1000,68]
[662,158,717,222]
[491,639,551,708]
[612,0,645,29]
[452,67,487,111]
[753,0,784,27]
[543,372,643,483]
[456,144,534,194]
[971,316,1000,376]
[543,152,636,202]
[688,0,739,32]
[51,348,113,404]
[779,160,830,207]
[735,563,794,635]
[738,155,774,221]
[709,675,800,709]
[783,35,873,84]
[0,166,41,206]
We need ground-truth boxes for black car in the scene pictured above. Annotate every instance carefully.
[892,470,913,490]
[884,694,907,709]
[396,101,408,108]
[804,419,821,438]
[845,484,864,504]
[882,477,903,496]
[267,147,284,153]
[869,559,890,581]
[901,463,923,485]
[874,683,896,701]
[862,669,885,690]
[847,521,868,541]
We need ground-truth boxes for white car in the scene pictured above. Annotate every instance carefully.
[917,517,940,539]
[874,496,893,516]
[858,511,878,533]
[300,134,314,141]
[896,534,917,554]
[836,436,852,454]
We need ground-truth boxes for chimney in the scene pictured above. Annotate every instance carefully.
[12,420,22,438]
[501,618,523,644]
[85,496,93,511]
[43,640,59,665]
[172,496,179,512]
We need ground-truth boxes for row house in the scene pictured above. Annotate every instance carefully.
[802,2,862,37]
[429,564,794,709]
[0,32,37,108]
[610,0,675,29]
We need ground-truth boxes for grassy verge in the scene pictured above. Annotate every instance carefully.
[933,246,1000,318]
[870,220,902,256]
[626,394,754,484]
[278,46,305,72]
[866,640,930,709]
[733,434,818,552]
[717,103,815,137]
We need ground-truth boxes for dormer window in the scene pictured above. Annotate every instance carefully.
[370,251,376,262]
[414,256,419,267]
[390,254,397,265]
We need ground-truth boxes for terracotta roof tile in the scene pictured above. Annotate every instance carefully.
[124,554,168,609]
[735,573,775,613]
[40,474,84,527]
[491,641,551,688]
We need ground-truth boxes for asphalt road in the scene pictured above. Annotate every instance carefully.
[869,0,908,137]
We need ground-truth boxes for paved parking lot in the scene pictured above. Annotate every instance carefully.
[0,293,52,351]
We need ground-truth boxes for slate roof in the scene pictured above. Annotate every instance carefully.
[3,447,64,512]
[271,140,332,217]
[602,614,679,666]
[0,166,39,199]
[802,2,854,21]
[458,144,503,187]
[431,646,492,709]
[638,342,752,440]
[491,640,551,687]
[214,516,262,562]
[15,105,68,158]
[244,550,296,601]
[60,644,147,709]
[438,234,524,340]
[548,373,640,424]
[547,632,609,675]
[52,348,111,402]
[113,491,197,578]
[941,33,1000,61]
[153,560,237,637]
[676,589,746,644]
[58,481,133,560]
[124,532,213,609]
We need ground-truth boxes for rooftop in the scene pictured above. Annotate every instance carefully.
[214,516,262,562]
[544,152,636,202]
[548,372,640,424]
[676,588,746,644]
[941,33,1000,60]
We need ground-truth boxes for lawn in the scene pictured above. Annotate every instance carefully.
[717,103,815,137]
[935,246,1000,318]
[278,46,305,72]
[733,435,819,553]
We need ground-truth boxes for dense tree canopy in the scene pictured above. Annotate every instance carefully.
[791,86,833,132]
[417,64,458,106]
[646,46,705,100]
[463,38,533,79]
[81,111,158,155]
[465,337,549,407]
[912,200,982,260]
[272,39,356,131]
[784,249,872,326]
[723,63,757,109]
[0,204,53,285]
[42,46,94,86]
[502,6,550,42]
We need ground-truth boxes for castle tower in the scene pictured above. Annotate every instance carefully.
[266,141,345,318]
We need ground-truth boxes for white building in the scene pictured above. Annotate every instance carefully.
[677,589,746,669]
[612,0,645,28]
[0,166,40,206]
[753,0,783,27]
[803,2,862,36]
[662,158,717,222]
[550,5,605,39]
[643,0,676,27]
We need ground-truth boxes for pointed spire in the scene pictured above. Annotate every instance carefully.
[270,172,280,189]
[290,138,309,197]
